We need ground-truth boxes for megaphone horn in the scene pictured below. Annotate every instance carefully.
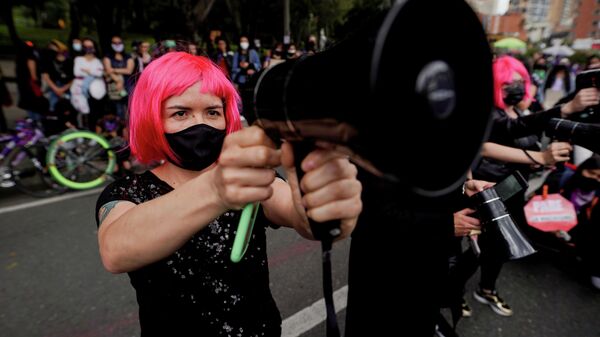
[242,0,493,198]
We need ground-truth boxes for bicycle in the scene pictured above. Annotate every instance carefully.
[45,129,120,191]
[0,119,67,197]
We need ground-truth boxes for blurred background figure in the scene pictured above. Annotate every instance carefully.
[543,61,575,108]
[103,35,134,120]
[40,39,73,113]
[305,34,318,55]
[210,37,233,79]
[70,37,83,58]
[286,43,300,59]
[70,38,105,130]
[132,41,152,75]
[15,40,48,124]
[40,39,76,135]
[188,41,199,56]
[231,35,261,88]
[535,155,600,290]
[0,68,11,132]
[263,42,285,69]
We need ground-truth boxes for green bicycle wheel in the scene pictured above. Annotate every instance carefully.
[46,131,116,190]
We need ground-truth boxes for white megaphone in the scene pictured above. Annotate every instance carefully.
[471,0,510,15]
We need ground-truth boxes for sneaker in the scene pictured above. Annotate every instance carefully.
[473,288,513,316]
[461,298,472,318]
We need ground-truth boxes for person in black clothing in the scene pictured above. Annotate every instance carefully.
[15,40,48,123]
[345,168,491,336]
[103,35,134,120]
[40,39,76,135]
[530,155,600,289]
[210,37,234,80]
[94,51,362,337]
[0,68,11,132]
[455,55,598,318]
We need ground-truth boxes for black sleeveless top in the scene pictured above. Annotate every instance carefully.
[95,171,281,337]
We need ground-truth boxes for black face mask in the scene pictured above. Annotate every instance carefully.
[165,124,226,171]
[575,175,600,192]
[502,83,525,106]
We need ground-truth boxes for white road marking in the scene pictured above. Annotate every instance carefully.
[0,188,103,215]
[282,285,348,337]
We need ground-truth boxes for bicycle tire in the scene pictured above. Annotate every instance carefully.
[46,131,116,190]
[8,144,68,197]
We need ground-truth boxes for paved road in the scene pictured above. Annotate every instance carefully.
[1,189,599,337]
[0,190,350,337]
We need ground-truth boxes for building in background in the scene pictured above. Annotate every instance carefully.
[467,0,599,47]
[572,0,600,39]
[467,0,528,40]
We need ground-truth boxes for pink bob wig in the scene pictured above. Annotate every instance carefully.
[128,52,242,164]
[492,55,533,109]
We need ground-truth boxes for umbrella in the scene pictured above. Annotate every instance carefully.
[542,44,574,57]
[493,37,526,51]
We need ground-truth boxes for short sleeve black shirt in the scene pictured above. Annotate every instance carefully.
[95,171,281,337]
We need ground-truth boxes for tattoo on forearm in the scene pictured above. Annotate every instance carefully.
[99,201,121,225]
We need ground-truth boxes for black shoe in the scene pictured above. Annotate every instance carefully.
[473,288,513,316]
[461,298,472,318]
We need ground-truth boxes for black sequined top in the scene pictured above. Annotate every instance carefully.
[95,171,281,337]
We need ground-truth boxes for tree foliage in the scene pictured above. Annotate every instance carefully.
[2,0,391,51]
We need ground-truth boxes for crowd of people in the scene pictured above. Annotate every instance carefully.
[7,34,316,137]
[3,28,599,337]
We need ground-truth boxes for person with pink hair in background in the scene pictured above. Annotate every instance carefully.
[452,55,598,319]
[93,51,362,336]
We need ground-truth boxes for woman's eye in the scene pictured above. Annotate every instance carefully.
[207,109,222,117]
[173,111,187,117]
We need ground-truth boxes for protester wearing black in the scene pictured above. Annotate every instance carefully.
[345,168,463,336]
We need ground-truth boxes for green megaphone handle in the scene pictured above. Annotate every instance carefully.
[230,202,260,263]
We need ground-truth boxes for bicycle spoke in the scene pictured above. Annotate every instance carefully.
[47,131,117,190]
[81,147,107,162]
[83,161,108,175]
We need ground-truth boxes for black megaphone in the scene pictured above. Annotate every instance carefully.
[241,0,494,240]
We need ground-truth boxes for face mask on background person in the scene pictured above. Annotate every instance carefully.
[84,47,95,55]
[164,124,226,171]
[575,175,600,192]
[240,42,249,50]
[502,82,525,106]
[73,43,82,52]
[112,43,124,53]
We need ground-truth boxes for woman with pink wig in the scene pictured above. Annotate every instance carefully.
[451,55,598,319]
[478,55,596,173]
[94,51,362,336]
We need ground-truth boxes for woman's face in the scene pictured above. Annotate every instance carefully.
[83,40,94,48]
[140,42,150,53]
[502,71,524,89]
[217,40,227,52]
[511,71,523,83]
[162,82,226,134]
